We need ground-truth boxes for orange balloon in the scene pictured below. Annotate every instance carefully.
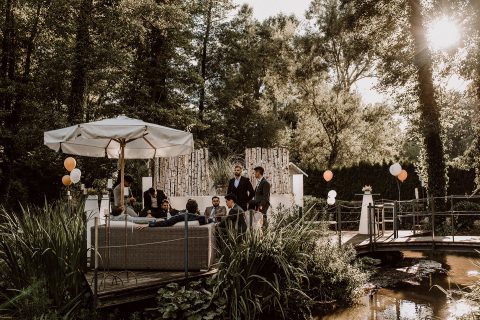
[323,170,333,182]
[64,157,76,172]
[398,169,408,182]
[62,175,72,186]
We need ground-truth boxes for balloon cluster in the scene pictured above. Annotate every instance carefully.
[389,162,408,182]
[323,169,336,204]
[62,157,82,186]
[327,190,337,205]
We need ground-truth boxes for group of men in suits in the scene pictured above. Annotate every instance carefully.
[203,165,271,227]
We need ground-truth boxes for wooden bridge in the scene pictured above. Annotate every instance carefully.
[321,195,480,254]
[331,230,480,254]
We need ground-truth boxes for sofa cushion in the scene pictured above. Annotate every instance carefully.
[92,223,215,271]
[172,220,200,227]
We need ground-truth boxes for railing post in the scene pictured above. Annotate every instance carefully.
[412,199,416,236]
[184,212,189,279]
[393,201,398,239]
[368,203,372,252]
[337,204,341,247]
[450,195,455,242]
[431,196,436,250]
[93,216,98,309]
[368,204,375,252]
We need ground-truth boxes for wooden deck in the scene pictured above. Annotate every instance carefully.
[85,269,216,309]
[329,230,480,253]
[85,230,480,309]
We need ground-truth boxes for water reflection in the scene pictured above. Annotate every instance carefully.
[318,251,480,320]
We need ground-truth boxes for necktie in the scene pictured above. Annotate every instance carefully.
[211,207,216,218]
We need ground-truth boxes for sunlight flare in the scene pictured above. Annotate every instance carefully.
[427,16,460,50]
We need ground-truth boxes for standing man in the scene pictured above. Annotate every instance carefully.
[251,166,270,226]
[204,196,227,222]
[227,164,255,211]
[113,175,138,217]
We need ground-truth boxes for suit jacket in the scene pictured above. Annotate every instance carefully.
[220,204,247,232]
[254,177,270,208]
[204,205,227,220]
[143,189,167,211]
[227,176,254,207]
[149,212,206,227]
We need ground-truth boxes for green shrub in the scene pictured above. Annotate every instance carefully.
[213,213,367,319]
[305,242,366,308]
[144,278,226,320]
[452,201,480,231]
[0,201,89,319]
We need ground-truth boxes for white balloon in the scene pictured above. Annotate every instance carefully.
[389,163,402,176]
[70,168,82,184]
[327,197,335,205]
[328,190,337,198]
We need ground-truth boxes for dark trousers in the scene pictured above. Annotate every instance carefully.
[238,202,248,211]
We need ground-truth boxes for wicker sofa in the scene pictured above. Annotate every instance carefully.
[91,221,216,271]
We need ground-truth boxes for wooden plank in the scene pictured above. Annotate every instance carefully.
[85,269,217,309]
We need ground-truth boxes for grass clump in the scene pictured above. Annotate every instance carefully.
[0,201,90,319]
[212,212,367,319]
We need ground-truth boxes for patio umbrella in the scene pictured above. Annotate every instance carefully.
[44,115,194,206]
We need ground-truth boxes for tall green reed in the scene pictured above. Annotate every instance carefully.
[213,211,367,319]
[0,200,88,318]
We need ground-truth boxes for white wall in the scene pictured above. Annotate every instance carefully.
[86,195,109,259]
[292,174,304,207]
[169,194,295,214]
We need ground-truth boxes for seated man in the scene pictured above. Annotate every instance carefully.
[204,196,226,223]
[141,187,167,218]
[145,199,206,228]
[154,199,179,219]
[112,175,138,218]
[219,193,247,232]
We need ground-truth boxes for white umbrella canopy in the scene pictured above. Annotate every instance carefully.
[44,115,194,206]
[44,115,193,159]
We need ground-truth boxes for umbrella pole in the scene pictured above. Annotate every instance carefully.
[118,140,137,284]
[120,141,125,208]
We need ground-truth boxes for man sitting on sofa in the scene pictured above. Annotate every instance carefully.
[142,199,206,228]
[218,193,247,233]
[204,196,226,223]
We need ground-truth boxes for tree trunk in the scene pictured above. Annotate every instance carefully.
[23,1,43,80]
[68,0,93,125]
[198,1,213,120]
[0,0,16,201]
[1,0,15,107]
[407,0,446,198]
[150,28,169,107]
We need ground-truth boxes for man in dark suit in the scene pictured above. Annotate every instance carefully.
[219,193,247,233]
[204,196,227,222]
[146,199,206,227]
[250,166,271,226]
[140,188,167,218]
[227,164,255,211]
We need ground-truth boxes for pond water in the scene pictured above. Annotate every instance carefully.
[318,251,480,320]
